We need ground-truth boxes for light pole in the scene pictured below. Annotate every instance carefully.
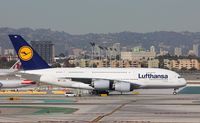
[114,48,117,61]
[109,48,113,67]
[90,42,95,67]
[114,48,117,67]
[98,46,103,61]
[105,47,108,67]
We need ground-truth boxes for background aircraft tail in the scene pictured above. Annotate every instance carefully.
[9,60,21,70]
[9,35,50,70]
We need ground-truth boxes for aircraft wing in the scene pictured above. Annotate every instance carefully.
[16,73,41,82]
[94,78,141,89]
[59,77,142,89]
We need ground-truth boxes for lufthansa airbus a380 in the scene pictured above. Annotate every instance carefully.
[9,35,187,95]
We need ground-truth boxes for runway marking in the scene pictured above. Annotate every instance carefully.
[91,102,129,122]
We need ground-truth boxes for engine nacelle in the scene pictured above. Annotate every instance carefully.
[92,80,112,90]
[114,82,134,92]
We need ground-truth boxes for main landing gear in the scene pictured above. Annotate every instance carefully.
[173,88,178,95]
[91,90,109,95]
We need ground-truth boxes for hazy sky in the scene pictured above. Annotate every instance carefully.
[0,0,200,34]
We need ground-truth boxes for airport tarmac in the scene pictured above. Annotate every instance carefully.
[0,93,200,123]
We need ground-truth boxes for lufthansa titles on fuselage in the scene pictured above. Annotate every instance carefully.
[138,73,168,79]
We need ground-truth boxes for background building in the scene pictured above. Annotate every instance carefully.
[148,59,159,68]
[121,46,156,60]
[193,44,199,56]
[72,48,83,58]
[188,50,195,56]
[170,59,199,70]
[121,52,132,60]
[121,51,156,60]
[31,41,55,64]
[4,49,14,56]
[174,47,182,56]
[164,59,172,69]
[158,48,169,56]
[150,46,155,53]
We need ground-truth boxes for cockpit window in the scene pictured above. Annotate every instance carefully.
[178,76,183,78]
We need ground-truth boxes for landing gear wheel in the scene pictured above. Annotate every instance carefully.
[173,92,177,95]
[173,88,178,95]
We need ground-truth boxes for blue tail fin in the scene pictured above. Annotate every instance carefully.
[9,35,50,70]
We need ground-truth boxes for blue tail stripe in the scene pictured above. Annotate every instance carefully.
[9,35,50,70]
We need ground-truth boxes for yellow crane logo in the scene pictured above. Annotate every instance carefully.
[18,46,33,61]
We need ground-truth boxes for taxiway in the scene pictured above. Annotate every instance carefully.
[0,94,200,123]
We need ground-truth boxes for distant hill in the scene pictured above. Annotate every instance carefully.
[0,27,199,55]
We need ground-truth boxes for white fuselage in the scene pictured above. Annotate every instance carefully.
[20,68,187,90]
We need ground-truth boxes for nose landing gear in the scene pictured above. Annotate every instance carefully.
[173,88,178,95]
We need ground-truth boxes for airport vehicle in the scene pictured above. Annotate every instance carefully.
[0,60,21,76]
[64,92,77,97]
[0,79,36,89]
[9,35,187,95]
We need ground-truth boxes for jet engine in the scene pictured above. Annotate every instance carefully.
[114,82,134,92]
[91,80,113,90]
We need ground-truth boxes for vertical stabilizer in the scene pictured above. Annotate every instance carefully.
[9,35,50,70]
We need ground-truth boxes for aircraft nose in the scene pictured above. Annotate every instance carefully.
[179,78,187,86]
